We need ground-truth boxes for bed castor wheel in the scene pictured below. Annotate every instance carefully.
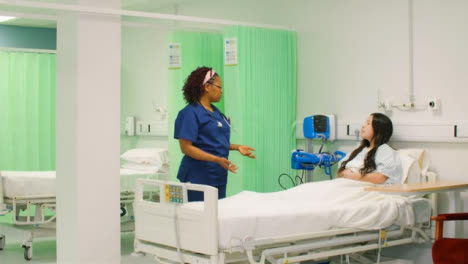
[22,244,32,261]
[0,234,5,250]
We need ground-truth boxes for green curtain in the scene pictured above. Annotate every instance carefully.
[167,31,224,181]
[0,51,56,171]
[223,26,297,194]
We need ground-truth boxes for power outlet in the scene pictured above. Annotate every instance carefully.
[428,99,441,110]
[347,123,361,140]
[455,123,468,138]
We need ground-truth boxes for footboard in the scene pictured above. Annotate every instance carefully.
[134,179,219,256]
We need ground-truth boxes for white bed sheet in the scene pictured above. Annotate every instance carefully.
[1,169,168,198]
[1,171,56,198]
[186,178,427,249]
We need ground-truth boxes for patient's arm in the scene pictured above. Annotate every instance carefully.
[360,172,388,184]
[339,169,388,184]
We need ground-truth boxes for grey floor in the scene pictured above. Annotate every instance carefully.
[0,228,430,264]
[0,232,156,264]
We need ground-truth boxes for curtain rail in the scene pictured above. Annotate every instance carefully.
[0,47,56,53]
[0,0,294,31]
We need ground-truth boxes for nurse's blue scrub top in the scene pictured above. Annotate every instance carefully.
[174,103,230,185]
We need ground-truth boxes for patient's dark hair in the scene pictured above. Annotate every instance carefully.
[338,113,393,175]
[182,66,218,104]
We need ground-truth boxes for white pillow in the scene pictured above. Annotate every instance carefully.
[158,164,170,173]
[397,151,421,184]
[121,161,159,172]
[120,148,168,166]
[396,148,430,184]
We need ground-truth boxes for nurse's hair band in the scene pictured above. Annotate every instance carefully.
[203,69,216,85]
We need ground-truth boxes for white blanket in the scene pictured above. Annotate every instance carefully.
[192,179,416,249]
[1,171,56,198]
[1,169,168,198]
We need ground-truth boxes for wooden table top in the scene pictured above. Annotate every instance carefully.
[365,182,468,193]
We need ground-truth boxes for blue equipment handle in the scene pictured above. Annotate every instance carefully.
[333,151,346,162]
[322,151,346,175]
[291,150,347,174]
[294,152,321,164]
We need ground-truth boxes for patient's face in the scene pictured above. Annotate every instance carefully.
[361,115,374,142]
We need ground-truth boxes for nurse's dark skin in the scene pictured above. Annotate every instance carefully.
[179,75,255,173]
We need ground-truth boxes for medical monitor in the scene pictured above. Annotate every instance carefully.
[303,115,336,141]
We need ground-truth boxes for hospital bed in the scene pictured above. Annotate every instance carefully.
[133,178,434,264]
[132,150,442,264]
[0,168,168,260]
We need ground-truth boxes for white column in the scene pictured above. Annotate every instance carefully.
[56,1,121,263]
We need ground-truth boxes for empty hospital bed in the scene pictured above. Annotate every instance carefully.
[0,168,168,260]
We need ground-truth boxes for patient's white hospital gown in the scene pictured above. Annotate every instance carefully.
[341,144,402,184]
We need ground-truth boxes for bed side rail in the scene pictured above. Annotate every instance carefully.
[0,172,7,215]
[134,179,219,256]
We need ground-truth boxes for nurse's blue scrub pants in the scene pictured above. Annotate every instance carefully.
[187,184,226,202]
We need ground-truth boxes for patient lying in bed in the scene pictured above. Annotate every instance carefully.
[185,177,422,249]
[337,113,401,184]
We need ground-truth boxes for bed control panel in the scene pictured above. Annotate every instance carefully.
[164,184,186,204]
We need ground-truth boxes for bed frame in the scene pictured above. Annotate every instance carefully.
[132,179,434,264]
[0,173,165,260]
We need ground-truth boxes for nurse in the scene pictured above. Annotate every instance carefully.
[174,67,255,201]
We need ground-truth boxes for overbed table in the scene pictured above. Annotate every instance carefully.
[365,182,468,238]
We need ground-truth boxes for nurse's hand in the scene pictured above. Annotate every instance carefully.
[238,145,256,159]
[216,157,238,173]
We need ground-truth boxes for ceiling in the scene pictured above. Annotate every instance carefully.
[0,0,193,28]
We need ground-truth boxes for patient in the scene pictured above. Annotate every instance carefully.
[337,113,401,184]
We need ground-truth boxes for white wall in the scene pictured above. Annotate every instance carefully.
[120,24,169,153]
[174,0,468,180]
[168,0,468,262]
[289,0,468,236]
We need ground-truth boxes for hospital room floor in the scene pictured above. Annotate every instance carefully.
[0,232,156,264]
[0,229,429,264]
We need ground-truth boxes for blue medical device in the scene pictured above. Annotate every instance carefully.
[291,115,345,180]
[291,150,345,175]
[303,115,332,140]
